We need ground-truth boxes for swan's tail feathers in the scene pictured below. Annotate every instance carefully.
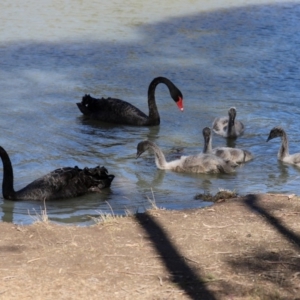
[77,94,98,115]
[228,160,239,168]
[85,166,115,190]
[218,160,238,174]
[243,150,253,162]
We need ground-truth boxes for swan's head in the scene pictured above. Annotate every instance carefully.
[171,89,184,112]
[202,127,212,144]
[267,126,285,142]
[176,96,184,112]
[153,77,184,111]
[228,107,236,119]
[228,107,237,125]
[136,141,151,158]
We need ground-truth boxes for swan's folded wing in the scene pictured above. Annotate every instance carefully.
[236,120,245,133]
[284,153,300,166]
[20,166,114,200]
[181,154,236,174]
[213,147,253,163]
[212,117,228,135]
[81,96,149,125]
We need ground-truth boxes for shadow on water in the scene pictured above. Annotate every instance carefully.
[2,2,300,104]
[2,2,300,223]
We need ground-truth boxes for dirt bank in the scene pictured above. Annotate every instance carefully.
[0,193,300,299]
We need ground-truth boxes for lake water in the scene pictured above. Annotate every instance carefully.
[1,0,300,225]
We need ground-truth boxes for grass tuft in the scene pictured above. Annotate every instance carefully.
[28,199,49,223]
[146,188,165,210]
[90,201,124,224]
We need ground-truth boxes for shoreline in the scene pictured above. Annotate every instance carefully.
[1,193,299,299]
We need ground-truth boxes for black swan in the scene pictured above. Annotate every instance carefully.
[202,127,253,163]
[267,127,300,167]
[136,140,236,174]
[77,77,184,126]
[212,107,245,138]
[0,146,115,201]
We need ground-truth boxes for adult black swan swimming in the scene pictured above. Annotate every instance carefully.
[76,77,184,126]
[0,146,115,201]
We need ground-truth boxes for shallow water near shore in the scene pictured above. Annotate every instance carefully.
[1,0,300,225]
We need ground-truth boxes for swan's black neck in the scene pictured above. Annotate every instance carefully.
[147,77,180,125]
[0,146,16,199]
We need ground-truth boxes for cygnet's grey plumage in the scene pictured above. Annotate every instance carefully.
[202,127,253,163]
[77,77,184,126]
[0,146,114,201]
[212,107,245,138]
[136,140,236,174]
[267,126,300,167]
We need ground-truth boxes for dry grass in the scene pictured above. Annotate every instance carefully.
[28,199,49,223]
[146,188,165,210]
[1,193,300,299]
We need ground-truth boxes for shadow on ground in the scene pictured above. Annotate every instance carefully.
[135,212,217,300]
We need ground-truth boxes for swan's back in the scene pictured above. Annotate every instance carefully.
[282,153,300,166]
[15,166,115,201]
[77,95,149,126]
[177,153,236,173]
[212,147,253,163]
[212,116,229,136]
[212,117,244,137]
[166,154,236,174]
[212,107,244,138]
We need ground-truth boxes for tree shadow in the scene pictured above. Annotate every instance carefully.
[223,194,300,296]
[228,248,300,292]
[0,245,25,253]
[245,194,300,249]
[135,212,217,300]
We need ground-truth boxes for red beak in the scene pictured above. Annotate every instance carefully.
[176,97,184,111]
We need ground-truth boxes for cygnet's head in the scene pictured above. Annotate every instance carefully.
[202,127,212,144]
[228,107,237,125]
[267,126,285,142]
[136,140,152,158]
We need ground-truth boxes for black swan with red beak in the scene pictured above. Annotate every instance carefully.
[77,77,184,126]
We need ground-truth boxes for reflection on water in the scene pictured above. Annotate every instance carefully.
[1,1,300,225]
